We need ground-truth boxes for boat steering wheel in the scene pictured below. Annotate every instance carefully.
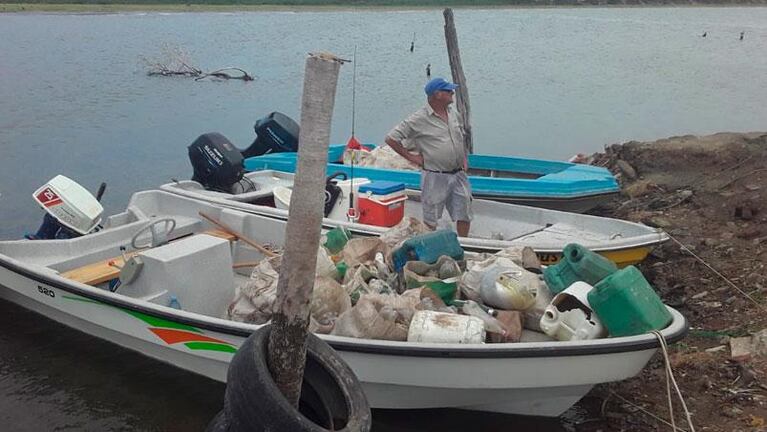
[131,218,177,249]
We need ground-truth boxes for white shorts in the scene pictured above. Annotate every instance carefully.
[420,170,473,227]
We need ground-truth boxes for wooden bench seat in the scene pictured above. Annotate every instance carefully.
[61,251,140,286]
[61,230,237,286]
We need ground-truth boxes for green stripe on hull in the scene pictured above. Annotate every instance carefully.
[62,294,201,333]
[185,342,238,353]
[123,310,201,333]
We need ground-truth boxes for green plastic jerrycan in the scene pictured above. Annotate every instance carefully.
[542,243,618,294]
[587,265,673,337]
[322,227,352,255]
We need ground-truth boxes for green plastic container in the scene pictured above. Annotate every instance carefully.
[402,257,462,305]
[587,265,673,337]
[322,227,352,254]
[542,243,618,294]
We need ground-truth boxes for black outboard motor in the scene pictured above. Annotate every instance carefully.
[188,132,245,192]
[241,112,300,158]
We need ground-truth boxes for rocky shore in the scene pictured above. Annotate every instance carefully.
[571,132,767,431]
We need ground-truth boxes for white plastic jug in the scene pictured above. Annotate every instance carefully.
[539,281,606,341]
[407,310,485,344]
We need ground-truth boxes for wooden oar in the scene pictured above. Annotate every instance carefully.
[198,211,279,258]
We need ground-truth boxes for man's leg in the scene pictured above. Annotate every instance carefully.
[421,171,449,230]
[445,172,473,237]
[456,220,471,237]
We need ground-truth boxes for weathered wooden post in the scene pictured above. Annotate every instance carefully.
[443,8,473,154]
[268,52,344,406]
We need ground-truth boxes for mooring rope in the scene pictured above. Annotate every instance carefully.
[652,330,696,432]
[666,233,767,313]
[607,331,697,432]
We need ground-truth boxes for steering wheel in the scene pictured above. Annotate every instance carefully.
[131,218,177,249]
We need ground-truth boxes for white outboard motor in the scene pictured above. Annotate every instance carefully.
[29,175,104,239]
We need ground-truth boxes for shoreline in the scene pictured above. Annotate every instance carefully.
[2,2,766,13]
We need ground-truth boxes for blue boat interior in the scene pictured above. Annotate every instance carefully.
[243,144,619,199]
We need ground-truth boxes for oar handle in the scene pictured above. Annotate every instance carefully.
[198,211,279,257]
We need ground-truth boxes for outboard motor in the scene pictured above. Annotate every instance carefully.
[241,112,300,158]
[27,175,104,240]
[188,132,245,192]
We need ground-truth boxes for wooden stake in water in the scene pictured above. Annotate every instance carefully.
[267,52,345,407]
[443,8,473,154]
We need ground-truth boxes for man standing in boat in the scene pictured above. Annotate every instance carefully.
[384,77,473,237]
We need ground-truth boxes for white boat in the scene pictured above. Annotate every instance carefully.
[0,190,686,417]
[160,170,668,267]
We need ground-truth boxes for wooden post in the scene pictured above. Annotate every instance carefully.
[443,8,473,154]
[267,52,344,407]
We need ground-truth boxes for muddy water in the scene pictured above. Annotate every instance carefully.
[0,297,585,431]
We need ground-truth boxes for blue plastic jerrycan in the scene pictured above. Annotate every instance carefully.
[392,230,464,272]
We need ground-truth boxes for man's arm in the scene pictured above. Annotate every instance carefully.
[385,136,424,168]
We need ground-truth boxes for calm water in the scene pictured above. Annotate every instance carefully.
[0,7,765,430]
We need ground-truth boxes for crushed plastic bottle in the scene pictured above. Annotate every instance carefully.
[168,295,182,310]
[457,300,507,336]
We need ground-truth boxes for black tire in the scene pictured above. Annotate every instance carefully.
[205,410,228,432]
[216,325,371,432]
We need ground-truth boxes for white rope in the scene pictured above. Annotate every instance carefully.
[609,391,689,432]
[666,233,767,313]
[652,330,696,432]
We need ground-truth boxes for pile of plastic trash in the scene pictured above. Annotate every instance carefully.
[341,145,420,171]
[228,217,673,344]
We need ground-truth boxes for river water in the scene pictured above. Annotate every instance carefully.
[0,7,765,431]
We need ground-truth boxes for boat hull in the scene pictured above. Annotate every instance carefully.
[0,254,686,417]
[160,172,665,268]
[243,144,620,213]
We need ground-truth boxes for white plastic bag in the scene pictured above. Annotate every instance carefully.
[331,293,420,341]
[227,256,281,323]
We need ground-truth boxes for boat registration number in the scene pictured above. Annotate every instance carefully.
[37,285,56,298]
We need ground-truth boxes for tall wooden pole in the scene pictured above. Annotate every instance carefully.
[443,8,473,154]
[267,52,344,407]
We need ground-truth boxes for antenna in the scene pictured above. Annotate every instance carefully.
[351,45,357,137]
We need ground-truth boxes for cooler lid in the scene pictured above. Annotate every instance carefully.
[358,181,405,195]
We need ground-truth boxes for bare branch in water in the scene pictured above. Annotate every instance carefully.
[141,45,254,82]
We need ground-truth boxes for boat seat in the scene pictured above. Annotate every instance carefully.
[61,230,236,286]
[61,251,141,286]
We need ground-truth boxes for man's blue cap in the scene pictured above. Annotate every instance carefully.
[424,77,459,96]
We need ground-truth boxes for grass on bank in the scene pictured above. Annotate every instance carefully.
[3,0,757,13]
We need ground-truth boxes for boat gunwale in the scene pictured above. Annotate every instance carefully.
[243,160,621,198]
[0,254,688,359]
[157,184,669,254]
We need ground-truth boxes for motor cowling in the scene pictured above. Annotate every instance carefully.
[241,112,300,158]
[188,132,245,192]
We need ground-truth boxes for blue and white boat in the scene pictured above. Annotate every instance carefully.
[244,144,620,213]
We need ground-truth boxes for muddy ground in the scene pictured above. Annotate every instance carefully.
[567,132,767,431]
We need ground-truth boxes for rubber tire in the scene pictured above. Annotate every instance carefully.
[210,325,371,432]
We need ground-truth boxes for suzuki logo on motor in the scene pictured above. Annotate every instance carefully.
[37,285,55,298]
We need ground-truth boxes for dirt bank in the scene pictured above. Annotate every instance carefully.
[570,132,767,431]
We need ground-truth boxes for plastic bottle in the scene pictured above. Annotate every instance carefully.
[587,266,673,337]
[542,243,618,294]
[458,300,507,336]
[168,295,182,310]
[407,310,485,344]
